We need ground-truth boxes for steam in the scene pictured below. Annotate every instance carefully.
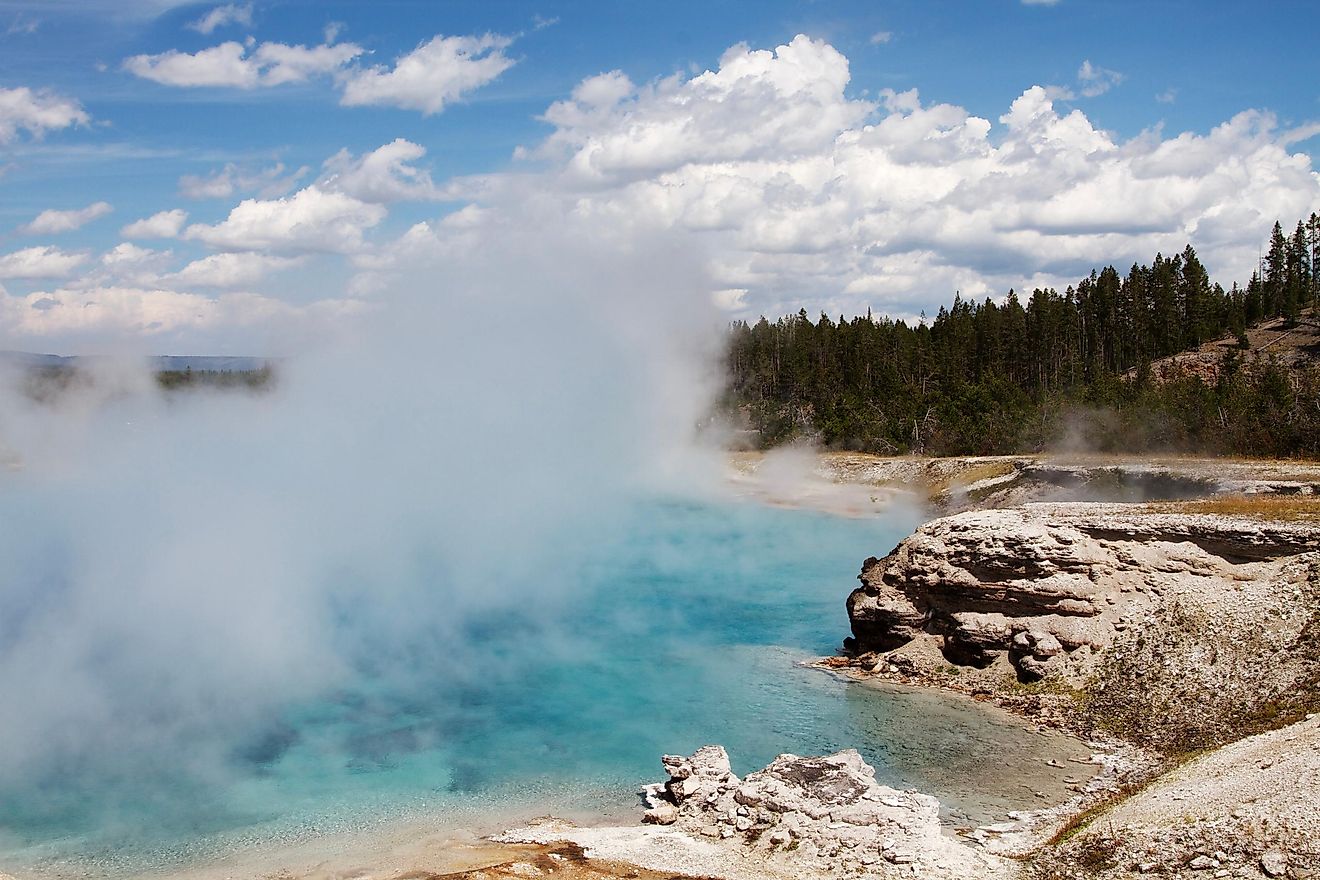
[0,205,723,826]
[728,444,919,518]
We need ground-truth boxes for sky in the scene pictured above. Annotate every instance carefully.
[0,0,1318,354]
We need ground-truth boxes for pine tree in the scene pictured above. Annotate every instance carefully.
[1307,212,1320,311]
[1265,221,1289,319]
[1180,245,1211,348]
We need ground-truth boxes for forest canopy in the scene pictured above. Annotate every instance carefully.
[723,214,1320,458]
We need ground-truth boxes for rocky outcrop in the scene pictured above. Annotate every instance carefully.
[845,504,1320,751]
[506,746,1010,880]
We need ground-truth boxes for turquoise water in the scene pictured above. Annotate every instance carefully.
[0,498,1074,877]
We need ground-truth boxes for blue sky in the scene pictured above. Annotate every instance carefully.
[1,0,1318,353]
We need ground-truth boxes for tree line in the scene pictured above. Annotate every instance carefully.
[723,214,1320,458]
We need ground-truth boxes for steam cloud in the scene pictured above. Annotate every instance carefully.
[0,202,722,826]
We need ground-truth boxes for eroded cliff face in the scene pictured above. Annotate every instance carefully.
[845,504,1320,752]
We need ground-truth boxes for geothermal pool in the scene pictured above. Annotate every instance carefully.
[0,498,1088,878]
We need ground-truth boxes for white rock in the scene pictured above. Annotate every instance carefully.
[1260,849,1289,877]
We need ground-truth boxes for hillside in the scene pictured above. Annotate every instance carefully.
[1134,306,1320,385]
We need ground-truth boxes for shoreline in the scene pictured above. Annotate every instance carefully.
[1,650,1104,880]
[9,452,1316,880]
[832,464,1320,877]
[807,660,1163,859]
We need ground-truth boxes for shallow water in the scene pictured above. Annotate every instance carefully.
[0,498,1089,878]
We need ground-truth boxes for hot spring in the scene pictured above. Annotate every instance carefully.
[0,229,1093,879]
[0,493,1093,878]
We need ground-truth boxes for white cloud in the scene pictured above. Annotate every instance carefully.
[183,185,386,253]
[179,162,307,199]
[339,33,515,115]
[123,39,363,88]
[1077,59,1124,97]
[0,245,87,279]
[20,202,112,234]
[101,243,160,267]
[534,35,870,183]
[123,30,512,114]
[1156,88,1178,105]
[869,31,893,45]
[73,242,175,288]
[318,139,442,203]
[121,209,189,239]
[712,288,749,311]
[15,33,1319,347]
[186,2,252,34]
[169,252,301,287]
[0,285,361,339]
[1045,60,1125,102]
[0,286,227,336]
[450,34,1320,321]
[0,85,89,142]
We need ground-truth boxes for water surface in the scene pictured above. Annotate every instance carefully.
[0,498,1088,878]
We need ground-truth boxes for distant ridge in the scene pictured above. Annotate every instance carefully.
[0,351,272,372]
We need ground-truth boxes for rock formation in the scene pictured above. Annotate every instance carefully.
[845,504,1320,751]
[507,745,1009,879]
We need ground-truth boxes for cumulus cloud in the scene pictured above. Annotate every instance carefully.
[531,36,870,183]
[339,33,515,115]
[318,139,443,202]
[183,184,386,253]
[186,2,252,34]
[178,161,307,200]
[91,243,171,282]
[169,252,302,287]
[0,284,357,339]
[65,242,176,289]
[123,31,512,114]
[0,85,89,142]
[465,34,1320,320]
[121,209,189,239]
[19,201,112,234]
[123,39,363,88]
[869,31,893,45]
[13,33,1320,345]
[0,245,87,279]
[100,242,162,267]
